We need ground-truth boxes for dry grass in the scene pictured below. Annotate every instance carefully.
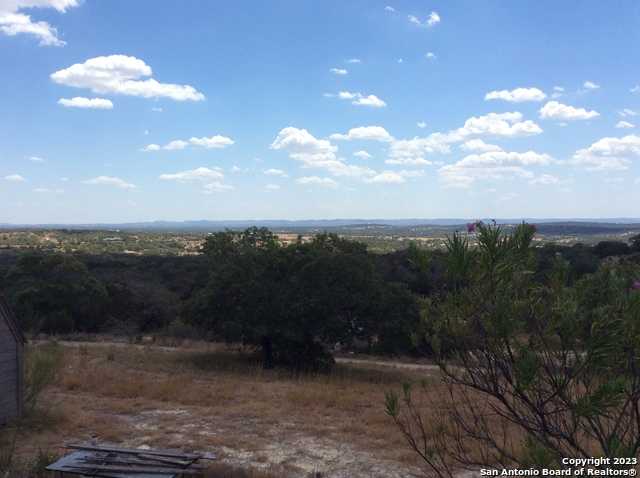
[7,341,439,477]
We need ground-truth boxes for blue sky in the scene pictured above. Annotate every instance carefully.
[1,0,640,223]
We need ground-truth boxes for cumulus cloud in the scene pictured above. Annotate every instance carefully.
[4,174,26,182]
[143,135,234,151]
[408,11,440,27]
[330,126,394,142]
[425,52,436,60]
[27,156,45,162]
[571,135,640,171]
[159,167,232,193]
[296,176,338,188]
[346,58,362,64]
[263,168,288,177]
[438,150,553,188]
[387,112,542,166]
[271,127,376,179]
[539,101,599,121]
[353,150,372,160]
[329,91,387,108]
[460,139,503,153]
[159,167,224,182]
[51,55,205,102]
[58,97,114,109]
[330,68,348,76]
[616,121,635,129]
[583,80,600,90]
[365,170,424,184]
[485,87,546,103]
[0,0,79,47]
[83,176,136,189]
[417,121,427,129]
[384,6,395,12]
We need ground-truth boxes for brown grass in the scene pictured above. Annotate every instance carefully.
[7,341,440,477]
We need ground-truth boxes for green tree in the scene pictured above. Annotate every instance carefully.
[188,228,419,371]
[3,253,110,333]
[387,223,640,476]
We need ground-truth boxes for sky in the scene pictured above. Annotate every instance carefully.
[1,0,640,224]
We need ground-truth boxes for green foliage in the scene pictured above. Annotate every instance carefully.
[189,228,420,371]
[392,222,640,473]
[3,253,109,333]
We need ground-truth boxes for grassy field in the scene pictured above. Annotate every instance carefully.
[2,340,442,477]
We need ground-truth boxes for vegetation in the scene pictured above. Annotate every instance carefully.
[188,228,418,371]
[386,222,640,475]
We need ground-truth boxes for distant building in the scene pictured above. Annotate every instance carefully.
[0,295,25,424]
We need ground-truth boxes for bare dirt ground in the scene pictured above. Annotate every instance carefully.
[17,340,441,477]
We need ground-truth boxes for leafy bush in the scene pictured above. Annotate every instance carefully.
[388,223,640,476]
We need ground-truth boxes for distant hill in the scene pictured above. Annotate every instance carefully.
[1,218,640,234]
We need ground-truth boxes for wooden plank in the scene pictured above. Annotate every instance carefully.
[62,463,202,475]
[66,443,203,460]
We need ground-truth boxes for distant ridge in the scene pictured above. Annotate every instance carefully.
[1,218,640,232]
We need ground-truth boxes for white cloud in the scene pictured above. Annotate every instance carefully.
[51,55,205,102]
[616,121,635,129]
[263,168,288,177]
[631,85,640,94]
[539,101,599,121]
[353,150,372,160]
[438,150,552,188]
[417,121,427,129]
[619,109,637,118]
[346,58,361,64]
[459,112,543,137]
[271,127,376,179]
[296,176,338,188]
[151,107,163,112]
[0,0,79,47]
[159,167,232,193]
[408,11,440,27]
[4,174,26,182]
[27,156,45,162]
[58,97,113,109]
[460,139,503,153]
[265,184,281,191]
[366,171,406,184]
[330,126,394,142]
[144,135,234,151]
[159,167,224,182]
[189,135,235,149]
[330,68,348,76]
[485,87,546,103]
[425,52,436,60]
[387,112,542,166]
[83,176,136,189]
[332,90,387,107]
[583,80,600,90]
[571,134,640,171]
[384,6,395,12]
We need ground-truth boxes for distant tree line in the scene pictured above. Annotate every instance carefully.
[0,229,639,370]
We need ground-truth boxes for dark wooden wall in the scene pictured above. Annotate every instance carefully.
[0,308,21,424]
